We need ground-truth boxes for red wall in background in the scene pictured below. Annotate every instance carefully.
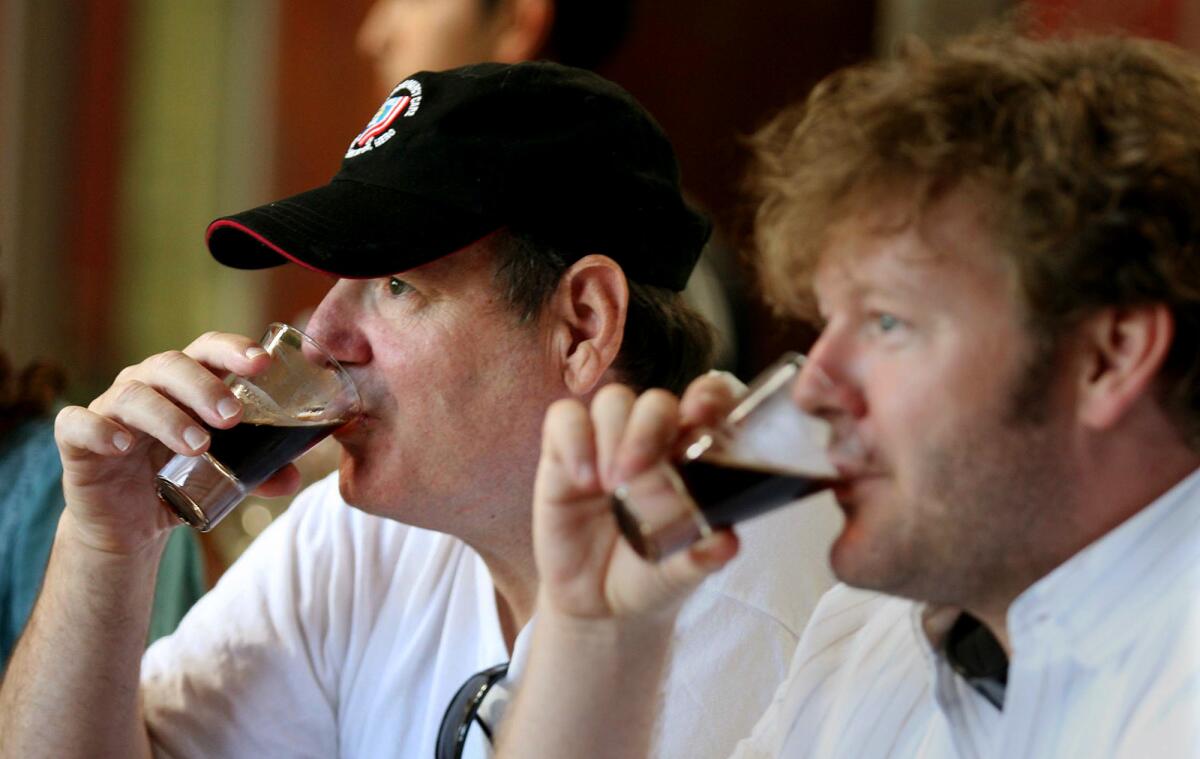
[1027,0,1189,41]
[66,0,129,388]
[601,2,875,236]
[270,0,380,323]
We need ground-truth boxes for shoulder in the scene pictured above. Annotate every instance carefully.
[795,584,916,662]
[729,587,932,758]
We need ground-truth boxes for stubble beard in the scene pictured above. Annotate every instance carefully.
[838,337,1075,609]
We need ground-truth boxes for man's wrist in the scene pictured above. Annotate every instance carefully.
[56,508,172,567]
[532,600,679,659]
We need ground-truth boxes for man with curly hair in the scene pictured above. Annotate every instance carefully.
[498,30,1200,758]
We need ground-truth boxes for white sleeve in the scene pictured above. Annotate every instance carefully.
[140,475,348,758]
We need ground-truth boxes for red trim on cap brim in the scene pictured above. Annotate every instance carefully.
[206,218,343,277]
[207,219,507,279]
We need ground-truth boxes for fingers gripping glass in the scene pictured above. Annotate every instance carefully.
[436,662,509,759]
[612,353,838,561]
[155,323,361,532]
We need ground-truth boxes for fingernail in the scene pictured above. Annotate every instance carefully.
[217,398,241,420]
[245,346,267,359]
[112,432,132,452]
[183,426,209,450]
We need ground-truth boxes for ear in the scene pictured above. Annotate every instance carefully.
[1075,304,1174,430]
[487,0,554,63]
[546,255,629,396]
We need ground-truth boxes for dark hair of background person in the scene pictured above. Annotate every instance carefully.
[0,354,67,439]
[481,0,635,69]
[746,29,1200,450]
[491,229,716,394]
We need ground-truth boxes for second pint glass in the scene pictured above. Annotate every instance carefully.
[612,353,837,560]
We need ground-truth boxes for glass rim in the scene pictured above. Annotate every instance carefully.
[726,351,804,426]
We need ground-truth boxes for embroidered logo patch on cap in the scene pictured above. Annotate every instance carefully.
[346,78,423,158]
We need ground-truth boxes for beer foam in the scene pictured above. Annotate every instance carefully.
[722,391,837,477]
[231,382,331,427]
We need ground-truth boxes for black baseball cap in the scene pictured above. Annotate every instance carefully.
[206,61,710,292]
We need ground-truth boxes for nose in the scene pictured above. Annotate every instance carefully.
[304,280,372,367]
[792,339,866,420]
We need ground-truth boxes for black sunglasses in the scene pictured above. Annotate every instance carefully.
[436,661,510,759]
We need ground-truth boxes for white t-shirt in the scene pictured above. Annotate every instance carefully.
[731,466,1200,758]
[142,473,842,758]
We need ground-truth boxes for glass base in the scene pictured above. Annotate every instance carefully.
[611,463,710,562]
[155,452,246,532]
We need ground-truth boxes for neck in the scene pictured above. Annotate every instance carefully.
[968,444,1200,657]
[475,546,539,652]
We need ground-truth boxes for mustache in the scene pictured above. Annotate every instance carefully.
[825,424,875,476]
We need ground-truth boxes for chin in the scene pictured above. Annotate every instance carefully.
[828,524,896,593]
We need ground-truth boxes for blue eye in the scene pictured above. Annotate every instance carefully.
[866,312,907,338]
[387,277,412,296]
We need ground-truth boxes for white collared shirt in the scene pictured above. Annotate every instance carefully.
[731,466,1200,758]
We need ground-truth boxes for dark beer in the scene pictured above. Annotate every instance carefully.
[156,385,352,530]
[677,453,832,530]
[611,448,834,560]
[205,419,342,484]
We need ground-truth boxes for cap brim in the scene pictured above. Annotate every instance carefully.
[206,179,502,278]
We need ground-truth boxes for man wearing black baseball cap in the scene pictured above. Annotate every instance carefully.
[1,62,838,759]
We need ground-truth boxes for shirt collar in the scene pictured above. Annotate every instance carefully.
[1007,465,1200,665]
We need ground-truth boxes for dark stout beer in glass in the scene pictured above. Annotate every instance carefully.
[155,324,361,532]
[612,353,836,560]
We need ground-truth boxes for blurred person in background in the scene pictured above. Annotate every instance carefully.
[0,318,205,670]
[496,30,1200,758]
[0,63,837,759]
[357,0,633,90]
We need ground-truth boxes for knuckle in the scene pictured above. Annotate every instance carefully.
[636,390,679,424]
[114,363,139,384]
[112,378,151,408]
[152,349,192,373]
[181,331,221,355]
[53,405,87,436]
[641,388,678,408]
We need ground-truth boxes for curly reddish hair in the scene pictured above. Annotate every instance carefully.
[747,30,1200,448]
